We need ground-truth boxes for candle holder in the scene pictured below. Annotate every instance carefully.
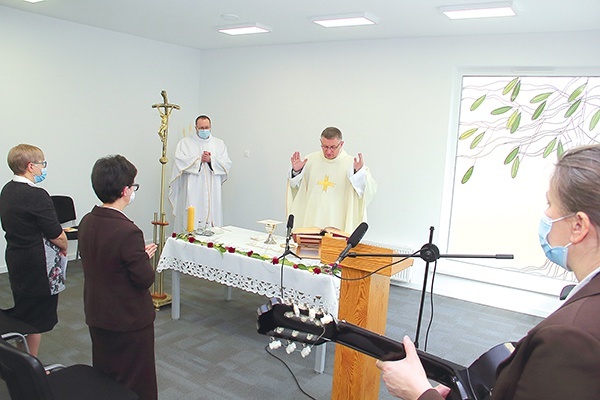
[196,220,215,236]
[257,219,282,244]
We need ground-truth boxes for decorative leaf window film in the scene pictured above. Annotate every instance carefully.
[448,76,600,283]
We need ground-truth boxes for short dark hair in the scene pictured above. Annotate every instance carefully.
[321,127,342,140]
[195,115,211,126]
[91,155,137,204]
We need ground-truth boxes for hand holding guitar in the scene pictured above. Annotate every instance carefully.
[376,336,450,400]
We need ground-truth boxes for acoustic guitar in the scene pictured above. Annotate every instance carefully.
[257,298,514,400]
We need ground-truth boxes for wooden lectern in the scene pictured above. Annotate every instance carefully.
[320,236,414,400]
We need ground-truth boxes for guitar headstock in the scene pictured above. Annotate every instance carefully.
[256,298,338,350]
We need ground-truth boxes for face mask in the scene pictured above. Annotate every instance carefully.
[34,168,47,184]
[538,213,572,271]
[128,190,136,205]
[197,129,211,139]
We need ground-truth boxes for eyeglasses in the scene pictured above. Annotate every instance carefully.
[32,161,47,168]
[320,142,342,151]
[129,183,140,191]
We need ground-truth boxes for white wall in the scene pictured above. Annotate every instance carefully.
[2,4,599,316]
[0,6,201,265]
[200,31,600,316]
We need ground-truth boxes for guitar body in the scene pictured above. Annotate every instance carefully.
[257,298,513,400]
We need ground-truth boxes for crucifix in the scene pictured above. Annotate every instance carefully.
[151,90,180,309]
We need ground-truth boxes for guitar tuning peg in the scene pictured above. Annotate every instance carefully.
[285,342,297,354]
[320,314,333,325]
[293,303,300,317]
[301,344,312,358]
[308,307,316,321]
[269,339,282,350]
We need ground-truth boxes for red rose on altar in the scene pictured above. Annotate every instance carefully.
[247,250,254,257]
[171,232,177,238]
[313,267,322,274]
[228,247,235,253]
[272,257,279,264]
[188,236,196,243]
[293,264,298,269]
[207,242,214,248]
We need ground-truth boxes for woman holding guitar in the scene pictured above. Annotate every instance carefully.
[377,144,600,400]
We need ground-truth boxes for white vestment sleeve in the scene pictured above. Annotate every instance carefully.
[348,166,367,197]
[208,141,232,183]
[289,167,306,188]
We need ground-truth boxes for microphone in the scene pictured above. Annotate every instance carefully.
[332,222,368,268]
[286,214,294,239]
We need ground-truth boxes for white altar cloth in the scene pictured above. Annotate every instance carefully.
[157,226,340,316]
[157,226,339,373]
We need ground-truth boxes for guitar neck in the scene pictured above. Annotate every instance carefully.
[334,320,475,400]
[255,299,499,400]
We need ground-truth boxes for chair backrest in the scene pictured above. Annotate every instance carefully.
[0,337,54,400]
[51,195,76,224]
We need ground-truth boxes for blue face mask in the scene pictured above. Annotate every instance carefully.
[34,168,47,184]
[538,213,573,271]
[197,129,211,139]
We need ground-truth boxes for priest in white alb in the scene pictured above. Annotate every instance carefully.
[169,115,232,233]
[287,126,376,233]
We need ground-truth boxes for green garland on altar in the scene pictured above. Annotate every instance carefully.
[171,232,338,276]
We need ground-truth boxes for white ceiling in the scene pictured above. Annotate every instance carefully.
[1,0,599,50]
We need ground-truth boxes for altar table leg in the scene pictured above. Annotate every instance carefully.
[314,343,325,374]
[171,270,180,320]
[224,286,232,301]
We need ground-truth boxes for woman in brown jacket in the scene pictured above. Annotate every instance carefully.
[377,145,600,400]
[79,155,158,400]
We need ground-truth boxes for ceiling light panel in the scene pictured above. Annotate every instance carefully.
[440,2,516,20]
[217,24,271,36]
[312,13,378,28]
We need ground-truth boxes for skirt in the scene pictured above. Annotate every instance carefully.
[89,324,157,400]
[7,292,58,333]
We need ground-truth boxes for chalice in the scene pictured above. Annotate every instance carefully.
[258,219,282,245]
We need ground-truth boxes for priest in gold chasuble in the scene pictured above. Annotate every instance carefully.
[287,127,377,233]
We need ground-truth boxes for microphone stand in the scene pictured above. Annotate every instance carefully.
[279,230,301,260]
[278,230,302,298]
[347,226,513,349]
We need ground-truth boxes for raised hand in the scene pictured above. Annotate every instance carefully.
[291,151,308,172]
[353,153,364,172]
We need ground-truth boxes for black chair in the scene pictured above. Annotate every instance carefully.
[0,337,139,400]
[0,309,39,354]
[50,195,79,260]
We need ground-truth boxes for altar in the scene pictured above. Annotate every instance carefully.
[156,225,340,372]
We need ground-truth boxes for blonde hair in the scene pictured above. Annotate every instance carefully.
[552,144,600,227]
[7,144,44,175]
